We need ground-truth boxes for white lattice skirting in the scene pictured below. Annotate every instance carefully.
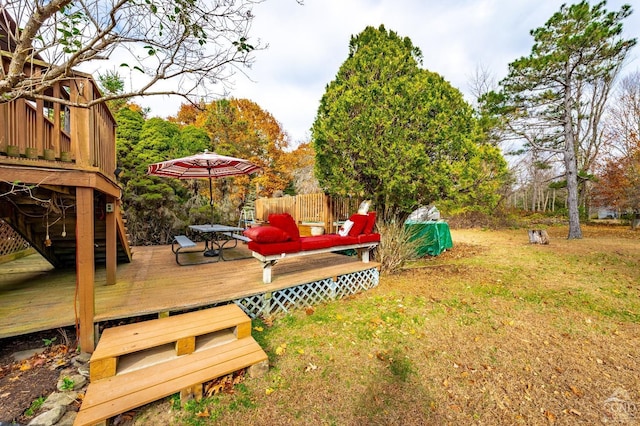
[233,267,380,318]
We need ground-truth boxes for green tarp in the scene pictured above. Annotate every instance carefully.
[405,221,453,257]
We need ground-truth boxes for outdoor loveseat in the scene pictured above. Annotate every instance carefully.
[244,212,380,283]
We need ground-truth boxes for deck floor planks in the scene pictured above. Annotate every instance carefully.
[0,243,379,339]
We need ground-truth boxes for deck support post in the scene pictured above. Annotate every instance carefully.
[105,196,117,285]
[76,187,96,353]
[262,260,276,284]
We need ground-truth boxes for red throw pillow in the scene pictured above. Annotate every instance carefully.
[243,226,290,243]
[348,214,368,236]
[268,213,300,241]
[363,211,376,234]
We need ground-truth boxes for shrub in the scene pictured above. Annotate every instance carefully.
[376,220,419,274]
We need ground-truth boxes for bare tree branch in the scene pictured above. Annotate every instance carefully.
[0,0,266,107]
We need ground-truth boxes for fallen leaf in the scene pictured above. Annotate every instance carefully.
[544,410,556,424]
[253,326,264,332]
[305,307,315,315]
[569,385,583,397]
[196,409,209,417]
[265,387,275,395]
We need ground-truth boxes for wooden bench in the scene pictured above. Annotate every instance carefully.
[222,231,251,243]
[252,241,378,284]
[75,305,268,426]
[171,235,217,265]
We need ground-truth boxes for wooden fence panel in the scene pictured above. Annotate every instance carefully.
[255,196,296,222]
[255,194,365,234]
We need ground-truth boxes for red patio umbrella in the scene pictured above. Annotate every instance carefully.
[147,150,260,219]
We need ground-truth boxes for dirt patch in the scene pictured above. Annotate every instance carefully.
[0,330,77,424]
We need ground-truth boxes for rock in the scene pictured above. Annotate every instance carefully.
[76,364,90,377]
[248,359,269,378]
[72,353,91,365]
[53,411,76,426]
[41,391,78,410]
[12,347,46,362]
[27,405,65,426]
[56,374,86,392]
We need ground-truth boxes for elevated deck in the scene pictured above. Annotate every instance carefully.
[0,244,380,339]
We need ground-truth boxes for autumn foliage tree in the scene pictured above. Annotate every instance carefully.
[592,71,640,227]
[168,99,296,220]
[592,149,640,220]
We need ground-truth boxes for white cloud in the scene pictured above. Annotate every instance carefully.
[132,0,640,145]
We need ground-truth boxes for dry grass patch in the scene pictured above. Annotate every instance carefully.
[134,225,640,425]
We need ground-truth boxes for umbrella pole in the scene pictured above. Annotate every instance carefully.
[208,171,214,223]
[204,170,219,257]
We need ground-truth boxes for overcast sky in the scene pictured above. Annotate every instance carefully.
[137,0,640,146]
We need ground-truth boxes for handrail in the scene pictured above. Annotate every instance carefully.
[0,67,117,180]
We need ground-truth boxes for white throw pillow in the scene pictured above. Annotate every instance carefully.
[338,220,354,237]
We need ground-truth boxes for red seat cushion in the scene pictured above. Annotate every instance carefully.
[358,233,380,243]
[300,236,337,251]
[268,213,300,241]
[333,235,359,245]
[363,212,376,234]
[348,214,368,236]
[248,240,302,256]
[243,226,290,243]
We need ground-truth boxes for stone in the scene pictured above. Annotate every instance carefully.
[41,391,78,410]
[27,405,65,426]
[77,364,90,377]
[12,347,46,362]
[247,360,269,378]
[56,374,87,392]
[73,352,91,364]
[53,411,77,426]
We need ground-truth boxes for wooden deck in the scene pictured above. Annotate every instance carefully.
[0,244,380,339]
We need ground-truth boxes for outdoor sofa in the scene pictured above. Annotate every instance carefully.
[244,212,380,283]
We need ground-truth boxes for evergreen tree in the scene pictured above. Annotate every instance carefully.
[483,1,636,238]
[312,25,507,219]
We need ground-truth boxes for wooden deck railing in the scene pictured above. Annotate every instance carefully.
[255,193,365,234]
[0,62,117,179]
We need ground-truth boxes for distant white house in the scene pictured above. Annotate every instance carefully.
[597,207,619,219]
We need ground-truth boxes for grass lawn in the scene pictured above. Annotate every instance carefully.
[134,224,640,425]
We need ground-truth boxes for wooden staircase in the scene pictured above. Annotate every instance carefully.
[0,186,132,268]
[74,304,268,426]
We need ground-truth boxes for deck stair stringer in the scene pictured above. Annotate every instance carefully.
[74,304,268,426]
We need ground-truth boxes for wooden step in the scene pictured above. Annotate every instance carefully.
[74,337,267,426]
[90,304,252,381]
[74,304,267,426]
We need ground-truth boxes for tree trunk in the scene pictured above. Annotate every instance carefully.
[528,229,550,244]
[564,68,583,239]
